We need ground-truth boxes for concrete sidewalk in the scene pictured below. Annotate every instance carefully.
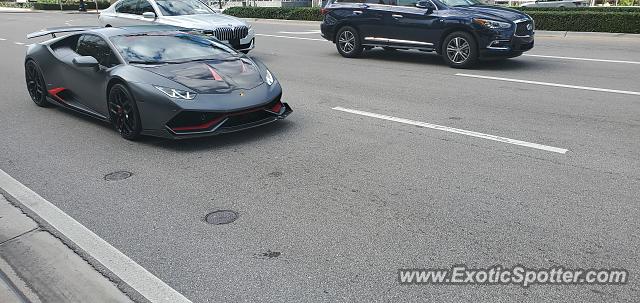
[0,194,132,303]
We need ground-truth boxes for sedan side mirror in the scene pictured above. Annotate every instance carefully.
[142,11,156,19]
[416,0,436,13]
[72,56,99,68]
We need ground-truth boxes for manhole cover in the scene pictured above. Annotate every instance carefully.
[205,210,238,225]
[104,171,132,181]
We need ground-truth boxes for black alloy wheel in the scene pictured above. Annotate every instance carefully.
[108,84,142,140]
[25,60,50,107]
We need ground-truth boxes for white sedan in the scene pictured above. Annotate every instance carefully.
[98,0,255,53]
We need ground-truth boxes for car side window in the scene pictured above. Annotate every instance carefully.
[397,0,418,6]
[76,35,119,68]
[365,0,397,4]
[137,0,155,15]
[116,0,137,14]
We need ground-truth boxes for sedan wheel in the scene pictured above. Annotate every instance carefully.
[108,84,142,140]
[336,26,363,58]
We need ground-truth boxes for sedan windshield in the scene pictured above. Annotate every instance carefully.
[155,0,213,16]
[111,34,237,64]
[439,0,481,6]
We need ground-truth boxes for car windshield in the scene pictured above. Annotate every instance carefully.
[111,33,237,64]
[155,0,213,16]
[439,0,482,6]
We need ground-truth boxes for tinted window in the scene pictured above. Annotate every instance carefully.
[111,34,236,64]
[337,0,396,3]
[76,35,119,68]
[397,0,417,5]
[116,0,137,14]
[155,0,213,16]
[138,0,155,14]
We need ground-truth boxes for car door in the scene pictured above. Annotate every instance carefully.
[68,34,120,115]
[382,0,440,48]
[112,0,143,26]
[332,0,386,41]
[136,0,160,24]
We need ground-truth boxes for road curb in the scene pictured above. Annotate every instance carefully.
[0,194,133,303]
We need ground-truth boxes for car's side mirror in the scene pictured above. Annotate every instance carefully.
[416,0,435,13]
[72,56,99,68]
[142,11,156,19]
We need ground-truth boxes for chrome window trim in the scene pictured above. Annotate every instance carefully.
[344,1,439,11]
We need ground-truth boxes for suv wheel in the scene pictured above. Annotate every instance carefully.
[442,31,478,68]
[336,26,362,58]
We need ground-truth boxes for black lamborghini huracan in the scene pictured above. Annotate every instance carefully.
[25,26,291,140]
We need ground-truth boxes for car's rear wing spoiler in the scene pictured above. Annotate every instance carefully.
[27,26,101,39]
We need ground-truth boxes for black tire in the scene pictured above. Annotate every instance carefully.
[335,26,363,58]
[441,31,478,68]
[383,47,397,52]
[25,60,50,107]
[241,50,250,54]
[107,84,142,140]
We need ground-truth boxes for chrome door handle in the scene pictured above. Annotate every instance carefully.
[353,10,363,15]
[392,14,403,18]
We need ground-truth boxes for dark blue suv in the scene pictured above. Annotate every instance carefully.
[320,0,534,68]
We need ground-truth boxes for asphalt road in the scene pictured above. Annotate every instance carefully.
[1,11,639,302]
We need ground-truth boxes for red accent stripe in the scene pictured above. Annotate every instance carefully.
[47,87,66,103]
[270,102,282,113]
[170,103,282,132]
[171,116,225,131]
[205,64,223,81]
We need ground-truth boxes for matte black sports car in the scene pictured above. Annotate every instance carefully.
[25,26,291,140]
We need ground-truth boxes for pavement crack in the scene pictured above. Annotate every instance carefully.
[0,227,39,246]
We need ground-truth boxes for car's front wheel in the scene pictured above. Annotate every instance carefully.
[108,84,142,140]
[336,26,363,58]
[25,60,50,107]
[441,31,478,68]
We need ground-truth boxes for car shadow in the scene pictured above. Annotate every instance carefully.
[357,48,538,71]
[139,120,295,152]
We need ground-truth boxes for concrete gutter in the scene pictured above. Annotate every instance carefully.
[0,194,133,303]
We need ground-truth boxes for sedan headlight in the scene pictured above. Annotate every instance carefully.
[265,70,274,86]
[154,86,197,100]
[473,18,512,29]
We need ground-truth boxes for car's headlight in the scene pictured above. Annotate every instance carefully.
[473,18,512,29]
[154,86,197,100]
[265,70,274,86]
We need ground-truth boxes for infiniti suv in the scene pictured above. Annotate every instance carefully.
[320,0,534,68]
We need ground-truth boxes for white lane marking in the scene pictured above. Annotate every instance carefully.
[524,54,640,65]
[0,38,6,41]
[278,30,321,35]
[25,44,33,47]
[14,42,24,45]
[456,73,640,97]
[255,33,327,42]
[0,169,192,303]
[332,107,568,154]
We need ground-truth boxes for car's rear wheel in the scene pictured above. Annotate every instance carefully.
[25,60,50,107]
[336,26,363,58]
[442,32,478,68]
[108,84,141,140]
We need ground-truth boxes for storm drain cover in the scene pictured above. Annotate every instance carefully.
[104,171,132,181]
[205,210,239,225]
